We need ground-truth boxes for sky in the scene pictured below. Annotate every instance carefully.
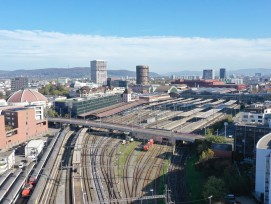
[0,0,271,73]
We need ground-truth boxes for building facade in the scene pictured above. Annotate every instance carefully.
[203,69,215,80]
[91,60,107,87]
[0,106,48,150]
[54,94,122,117]
[255,133,271,203]
[136,65,149,85]
[234,103,271,159]
[219,68,226,79]
[11,77,28,92]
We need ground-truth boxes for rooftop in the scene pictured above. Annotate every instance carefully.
[257,133,271,149]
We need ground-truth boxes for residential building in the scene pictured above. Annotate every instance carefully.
[255,133,271,203]
[234,103,271,159]
[11,77,28,92]
[230,78,244,85]
[203,69,215,80]
[0,106,48,150]
[90,60,107,87]
[122,88,132,102]
[58,77,69,85]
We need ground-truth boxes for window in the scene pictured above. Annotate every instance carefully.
[258,116,263,119]
[243,115,248,118]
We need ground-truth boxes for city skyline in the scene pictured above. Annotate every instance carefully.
[0,0,270,72]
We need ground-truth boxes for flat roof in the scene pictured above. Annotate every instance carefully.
[257,133,271,149]
[0,151,14,157]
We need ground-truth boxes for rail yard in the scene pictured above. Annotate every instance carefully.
[0,97,239,204]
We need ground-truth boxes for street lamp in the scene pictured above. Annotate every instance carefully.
[224,122,228,138]
[208,195,213,204]
[150,188,154,196]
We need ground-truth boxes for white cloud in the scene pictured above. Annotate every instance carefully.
[0,30,270,73]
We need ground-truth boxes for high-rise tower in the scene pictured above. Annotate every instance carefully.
[11,77,28,92]
[203,69,215,80]
[220,68,226,79]
[90,60,107,87]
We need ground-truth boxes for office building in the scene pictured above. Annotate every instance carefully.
[203,69,215,80]
[91,60,107,87]
[0,106,48,150]
[234,103,271,159]
[255,133,271,203]
[11,77,28,92]
[54,94,122,117]
[219,68,226,79]
[136,65,149,85]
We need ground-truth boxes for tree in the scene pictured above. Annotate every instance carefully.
[203,176,226,201]
[46,108,58,117]
[0,92,4,99]
[206,128,214,136]
[199,148,214,162]
[206,135,226,144]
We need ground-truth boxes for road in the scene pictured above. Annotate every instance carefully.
[48,117,204,142]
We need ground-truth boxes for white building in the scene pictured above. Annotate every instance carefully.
[240,105,271,126]
[0,151,15,175]
[255,133,271,203]
[230,78,243,85]
[122,88,132,102]
[91,60,107,87]
[0,99,7,107]
[58,77,69,85]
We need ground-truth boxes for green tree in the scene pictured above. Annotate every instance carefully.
[206,128,214,136]
[206,135,226,144]
[199,148,214,162]
[0,92,4,99]
[46,108,58,117]
[203,176,226,201]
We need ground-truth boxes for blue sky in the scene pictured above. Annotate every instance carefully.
[0,0,271,73]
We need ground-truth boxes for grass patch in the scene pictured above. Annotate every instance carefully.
[118,141,140,176]
[186,154,205,202]
[158,150,171,204]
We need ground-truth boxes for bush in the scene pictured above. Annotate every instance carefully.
[203,176,226,202]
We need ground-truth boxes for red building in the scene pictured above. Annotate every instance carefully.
[171,79,246,91]
[0,107,48,150]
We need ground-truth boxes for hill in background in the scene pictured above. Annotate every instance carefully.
[0,67,160,80]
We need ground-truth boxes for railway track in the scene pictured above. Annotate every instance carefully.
[39,131,74,204]
[81,133,96,203]
[92,136,108,202]
[167,146,189,203]
[100,138,121,202]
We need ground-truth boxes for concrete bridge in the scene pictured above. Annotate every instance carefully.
[48,117,204,143]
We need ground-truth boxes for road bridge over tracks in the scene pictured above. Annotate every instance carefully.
[48,117,204,143]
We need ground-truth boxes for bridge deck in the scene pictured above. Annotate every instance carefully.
[48,118,204,142]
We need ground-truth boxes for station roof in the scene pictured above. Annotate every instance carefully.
[257,133,271,149]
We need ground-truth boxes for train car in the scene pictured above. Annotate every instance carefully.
[27,130,64,185]
[21,183,33,197]
[143,145,149,151]
[143,138,154,151]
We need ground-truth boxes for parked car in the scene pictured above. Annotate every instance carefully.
[18,162,25,169]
